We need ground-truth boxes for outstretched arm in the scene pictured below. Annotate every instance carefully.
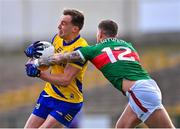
[37,51,84,66]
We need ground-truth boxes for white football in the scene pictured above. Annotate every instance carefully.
[37,41,55,59]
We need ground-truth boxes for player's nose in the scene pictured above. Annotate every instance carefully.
[58,24,62,30]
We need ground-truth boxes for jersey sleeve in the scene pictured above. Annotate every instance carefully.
[77,46,94,62]
[68,41,89,70]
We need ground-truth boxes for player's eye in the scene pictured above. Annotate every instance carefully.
[62,21,67,26]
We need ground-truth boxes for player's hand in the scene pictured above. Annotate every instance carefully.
[25,63,41,77]
[24,41,44,58]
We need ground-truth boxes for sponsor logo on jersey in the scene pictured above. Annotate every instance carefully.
[35,103,40,109]
[55,47,63,53]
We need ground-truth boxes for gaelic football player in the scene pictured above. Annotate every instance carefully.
[24,9,88,128]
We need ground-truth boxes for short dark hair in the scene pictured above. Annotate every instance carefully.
[63,9,84,30]
[98,20,118,37]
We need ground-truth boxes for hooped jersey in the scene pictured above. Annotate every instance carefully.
[78,38,150,91]
[44,34,88,103]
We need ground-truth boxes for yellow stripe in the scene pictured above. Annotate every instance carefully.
[65,115,72,120]
[68,63,82,70]
[66,114,72,119]
[65,114,72,121]
[65,116,71,121]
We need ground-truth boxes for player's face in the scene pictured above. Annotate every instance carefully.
[58,15,74,40]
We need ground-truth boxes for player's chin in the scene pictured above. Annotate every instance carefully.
[58,31,64,38]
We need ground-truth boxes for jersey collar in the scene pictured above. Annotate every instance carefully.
[100,37,118,44]
[63,35,80,46]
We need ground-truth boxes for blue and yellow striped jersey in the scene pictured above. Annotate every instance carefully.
[44,34,88,103]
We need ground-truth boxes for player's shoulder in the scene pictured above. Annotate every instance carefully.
[119,39,137,52]
[78,44,96,54]
[73,36,88,50]
[51,34,63,44]
[78,36,88,46]
[51,33,58,43]
[118,39,133,46]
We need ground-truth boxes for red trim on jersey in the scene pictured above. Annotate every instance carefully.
[91,53,111,69]
[128,90,148,113]
[91,50,140,69]
[124,51,140,62]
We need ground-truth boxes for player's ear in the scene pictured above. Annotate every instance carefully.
[99,30,104,39]
[72,26,79,33]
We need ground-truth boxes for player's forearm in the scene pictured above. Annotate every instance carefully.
[39,71,70,87]
[47,51,83,65]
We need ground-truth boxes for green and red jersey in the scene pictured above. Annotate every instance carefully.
[77,38,150,91]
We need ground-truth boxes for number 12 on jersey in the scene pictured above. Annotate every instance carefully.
[101,47,140,63]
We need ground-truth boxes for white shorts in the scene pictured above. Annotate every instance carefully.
[126,79,163,122]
